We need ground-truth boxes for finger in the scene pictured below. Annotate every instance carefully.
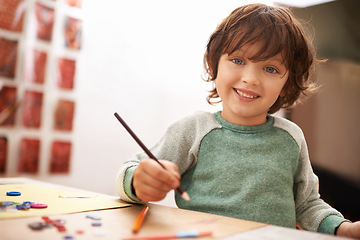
[160,160,181,179]
[134,168,174,192]
[133,179,168,202]
[137,190,167,202]
[140,160,180,189]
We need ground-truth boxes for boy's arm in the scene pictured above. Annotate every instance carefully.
[116,122,191,203]
[294,137,347,234]
[116,112,207,203]
[116,111,220,203]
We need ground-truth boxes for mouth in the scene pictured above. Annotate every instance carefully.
[234,89,259,99]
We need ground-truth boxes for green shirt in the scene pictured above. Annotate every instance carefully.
[117,111,347,234]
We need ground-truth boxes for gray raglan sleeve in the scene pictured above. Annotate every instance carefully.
[293,129,346,233]
[274,117,347,234]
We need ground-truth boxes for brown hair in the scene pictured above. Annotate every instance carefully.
[204,3,318,113]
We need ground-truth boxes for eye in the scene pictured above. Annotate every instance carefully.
[264,66,278,74]
[232,58,244,65]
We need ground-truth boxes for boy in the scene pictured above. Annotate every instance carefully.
[117,4,360,238]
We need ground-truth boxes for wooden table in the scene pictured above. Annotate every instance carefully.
[0,178,353,240]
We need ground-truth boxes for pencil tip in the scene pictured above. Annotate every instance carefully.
[182,192,191,202]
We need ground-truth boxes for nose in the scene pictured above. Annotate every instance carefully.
[240,64,259,86]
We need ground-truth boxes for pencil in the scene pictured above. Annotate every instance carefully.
[132,205,149,233]
[123,230,213,240]
[114,112,190,202]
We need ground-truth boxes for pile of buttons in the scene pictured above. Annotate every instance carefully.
[28,216,66,231]
[28,214,106,239]
[1,191,48,212]
[0,201,48,211]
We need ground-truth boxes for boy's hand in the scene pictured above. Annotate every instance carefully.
[132,159,181,202]
[337,221,360,239]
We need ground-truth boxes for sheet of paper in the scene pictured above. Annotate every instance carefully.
[0,183,130,219]
[221,225,353,240]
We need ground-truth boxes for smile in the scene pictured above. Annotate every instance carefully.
[235,89,259,99]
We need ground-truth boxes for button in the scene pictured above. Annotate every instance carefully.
[53,219,66,226]
[16,204,31,210]
[42,216,53,223]
[28,222,51,230]
[86,214,101,220]
[30,203,48,208]
[91,222,102,227]
[6,191,21,196]
[63,234,74,239]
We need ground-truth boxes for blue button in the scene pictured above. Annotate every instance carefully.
[63,234,74,239]
[92,222,102,227]
[6,191,21,196]
[16,204,31,210]
[86,214,102,220]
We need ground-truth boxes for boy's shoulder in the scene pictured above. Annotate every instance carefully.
[174,111,219,126]
[167,111,221,133]
[272,115,305,146]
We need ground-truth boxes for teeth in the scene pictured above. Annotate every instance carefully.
[236,89,258,99]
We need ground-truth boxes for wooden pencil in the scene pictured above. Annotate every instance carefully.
[123,230,213,240]
[132,205,149,233]
[114,112,190,202]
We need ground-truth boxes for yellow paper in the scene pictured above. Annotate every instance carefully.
[0,183,130,219]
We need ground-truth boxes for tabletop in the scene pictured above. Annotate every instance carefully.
[0,178,354,240]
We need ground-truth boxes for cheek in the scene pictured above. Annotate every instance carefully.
[279,78,289,97]
[215,77,231,95]
[276,76,289,98]
[264,80,288,101]
[214,79,227,101]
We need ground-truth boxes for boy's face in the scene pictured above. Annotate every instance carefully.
[215,42,289,126]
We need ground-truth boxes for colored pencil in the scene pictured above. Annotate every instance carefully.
[123,230,213,240]
[114,112,190,202]
[132,205,149,233]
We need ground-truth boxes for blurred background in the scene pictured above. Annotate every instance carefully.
[0,0,359,221]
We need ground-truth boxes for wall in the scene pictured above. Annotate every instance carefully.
[293,0,360,63]
[1,0,277,208]
[292,59,360,185]
[291,0,360,186]
[70,0,278,207]
[0,1,81,180]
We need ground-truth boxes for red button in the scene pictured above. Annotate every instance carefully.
[30,203,48,208]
